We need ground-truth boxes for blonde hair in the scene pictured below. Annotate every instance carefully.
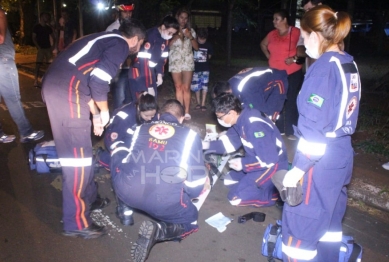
[301,5,351,53]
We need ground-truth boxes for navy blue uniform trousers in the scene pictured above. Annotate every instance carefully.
[43,82,97,231]
[282,137,353,261]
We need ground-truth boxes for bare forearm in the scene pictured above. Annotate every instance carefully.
[260,44,270,59]
[95,100,109,112]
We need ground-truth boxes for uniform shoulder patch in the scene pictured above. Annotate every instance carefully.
[307,94,324,108]
[346,96,358,119]
[110,132,118,141]
[144,42,151,50]
[349,73,359,93]
[149,124,175,140]
[254,131,265,138]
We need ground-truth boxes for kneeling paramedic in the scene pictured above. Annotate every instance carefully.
[110,99,208,262]
[203,93,288,207]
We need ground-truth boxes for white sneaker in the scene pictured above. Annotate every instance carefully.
[382,162,389,170]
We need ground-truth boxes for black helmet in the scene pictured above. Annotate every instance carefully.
[115,0,135,11]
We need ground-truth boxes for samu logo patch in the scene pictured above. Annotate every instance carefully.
[308,94,324,108]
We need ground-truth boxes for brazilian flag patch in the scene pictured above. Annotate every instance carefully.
[254,131,265,138]
[308,94,324,108]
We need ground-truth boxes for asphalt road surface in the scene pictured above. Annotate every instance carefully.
[0,72,389,262]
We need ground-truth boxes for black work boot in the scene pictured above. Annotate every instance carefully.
[90,195,110,211]
[116,204,134,226]
[131,221,185,262]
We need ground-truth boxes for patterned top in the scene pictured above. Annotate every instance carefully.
[168,28,197,72]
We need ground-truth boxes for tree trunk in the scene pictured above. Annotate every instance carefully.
[226,0,235,66]
[18,0,25,45]
[345,0,355,52]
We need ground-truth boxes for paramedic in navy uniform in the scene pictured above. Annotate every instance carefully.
[98,93,158,171]
[203,93,288,207]
[110,99,207,262]
[129,16,179,101]
[281,6,361,261]
[41,19,146,239]
[106,0,135,109]
[215,67,288,122]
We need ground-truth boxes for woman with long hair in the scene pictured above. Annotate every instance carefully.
[169,7,199,121]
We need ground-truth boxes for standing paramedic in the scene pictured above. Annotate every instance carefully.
[110,99,207,262]
[281,6,361,261]
[41,20,146,239]
[129,16,179,102]
[106,0,135,110]
[203,93,288,207]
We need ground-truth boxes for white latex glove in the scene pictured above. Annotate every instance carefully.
[100,110,110,126]
[282,167,305,187]
[92,114,104,136]
[202,140,210,150]
[148,87,156,96]
[228,158,243,171]
[156,74,163,86]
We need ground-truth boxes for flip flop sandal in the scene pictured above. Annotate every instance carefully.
[195,104,201,110]
[201,106,207,111]
[184,113,191,120]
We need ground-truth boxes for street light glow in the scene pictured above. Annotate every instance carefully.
[97,2,105,10]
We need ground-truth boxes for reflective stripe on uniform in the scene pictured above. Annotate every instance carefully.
[297,137,326,156]
[110,141,124,150]
[241,138,253,149]
[148,61,157,68]
[180,129,196,172]
[117,111,129,119]
[276,138,283,156]
[123,126,141,163]
[90,68,112,83]
[68,34,126,65]
[126,128,134,135]
[161,51,168,58]
[182,130,206,188]
[60,157,92,167]
[255,155,274,168]
[111,146,131,157]
[219,135,236,153]
[325,56,358,138]
[229,198,242,206]
[319,231,342,242]
[237,69,272,92]
[137,52,151,59]
[248,117,273,129]
[282,243,317,260]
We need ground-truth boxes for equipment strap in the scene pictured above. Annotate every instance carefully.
[237,212,266,224]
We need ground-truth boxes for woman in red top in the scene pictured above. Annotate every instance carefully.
[260,9,303,140]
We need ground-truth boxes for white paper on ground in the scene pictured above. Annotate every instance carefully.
[205,212,233,233]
